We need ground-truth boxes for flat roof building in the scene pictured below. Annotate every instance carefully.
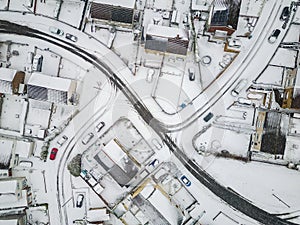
[27,73,76,105]
[0,68,25,95]
[145,24,189,55]
[90,0,136,25]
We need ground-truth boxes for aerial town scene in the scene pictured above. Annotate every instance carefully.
[0,0,299,224]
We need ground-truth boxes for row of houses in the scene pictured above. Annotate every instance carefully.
[88,0,242,55]
[0,68,76,105]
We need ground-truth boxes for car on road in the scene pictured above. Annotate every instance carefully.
[66,33,78,42]
[57,135,68,146]
[49,148,58,160]
[280,6,290,21]
[203,112,214,122]
[82,132,94,145]
[231,79,248,97]
[180,175,191,187]
[76,194,84,208]
[49,26,64,36]
[95,121,105,132]
[268,29,281,43]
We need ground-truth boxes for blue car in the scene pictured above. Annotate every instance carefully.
[180,175,191,187]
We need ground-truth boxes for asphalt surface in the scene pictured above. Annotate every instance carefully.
[0,20,297,225]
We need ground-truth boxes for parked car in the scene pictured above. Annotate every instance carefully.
[268,29,281,43]
[82,132,94,145]
[152,138,163,150]
[148,159,159,168]
[280,6,290,21]
[146,69,155,83]
[76,194,84,208]
[66,33,78,42]
[228,38,241,48]
[57,135,68,146]
[203,112,214,122]
[95,121,105,132]
[27,52,34,64]
[49,148,58,160]
[49,26,64,36]
[231,79,248,96]
[188,67,195,81]
[180,175,191,187]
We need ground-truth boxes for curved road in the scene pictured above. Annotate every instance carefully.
[0,8,297,225]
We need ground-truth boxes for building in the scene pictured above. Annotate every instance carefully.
[145,24,189,55]
[92,139,139,186]
[207,0,242,36]
[90,0,136,25]
[27,73,76,105]
[191,0,212,11]
[86,208,110,223]
[0,215,27,225]
[0,177,30,211]
[292,68,300,108]
[0,68,25,95]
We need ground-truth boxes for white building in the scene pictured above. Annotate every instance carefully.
[0,177,29,210]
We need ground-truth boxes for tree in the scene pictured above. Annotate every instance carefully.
[67,154,82,177]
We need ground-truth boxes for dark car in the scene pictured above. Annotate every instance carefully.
[203,112,214,122]
[268,29,281,43]
[76,194,84,208]
[280,6,290,21]
[180,175,191,187]
[65,33,78,42]
[49,148,58,160]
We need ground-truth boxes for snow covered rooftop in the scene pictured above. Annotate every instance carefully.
[0,139,13,168]
[146,24,188,40]
[86,208,110,222]
[148,189,182,225]
[191,0,213,11]
[0,68,17,82]
[102,139,126,166]
[0,219,18,225]
[0,190,28,209]
[92,0,135,9]
[0,179,17,194]
[27,73,72,92]
[15,140,33,158]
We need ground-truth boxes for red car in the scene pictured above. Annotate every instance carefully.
[49,148,58,160]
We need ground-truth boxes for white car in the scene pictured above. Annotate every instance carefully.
[95,121,105,132]
[82,132,94,145]
[231,79,248,97]
[57,135,68,146]
[49,26,64,36]
[268,29,281,44]
[146,69,155,83]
